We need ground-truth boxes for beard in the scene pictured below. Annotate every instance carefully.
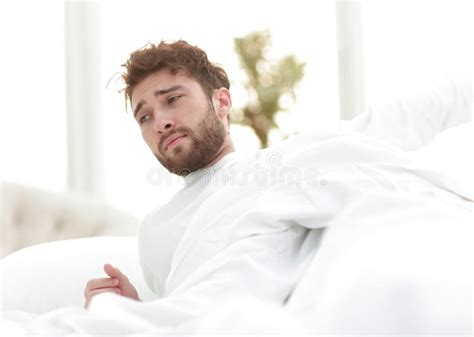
[154,105,227,176]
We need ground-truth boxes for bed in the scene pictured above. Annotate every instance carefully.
[1,74,472,335]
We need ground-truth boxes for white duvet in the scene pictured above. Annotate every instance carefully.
[1,124,472,335]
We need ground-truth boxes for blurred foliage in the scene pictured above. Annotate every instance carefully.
[233,29,306,148]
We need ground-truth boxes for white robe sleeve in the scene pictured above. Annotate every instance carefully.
[88,183,323,334]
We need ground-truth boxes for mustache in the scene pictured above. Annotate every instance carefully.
[159,127,192,151]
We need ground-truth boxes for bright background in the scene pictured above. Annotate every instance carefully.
[0,0,472,217]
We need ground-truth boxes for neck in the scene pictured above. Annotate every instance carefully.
[204,137,235,169]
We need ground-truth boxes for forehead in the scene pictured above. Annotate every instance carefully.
[131,69,201,104]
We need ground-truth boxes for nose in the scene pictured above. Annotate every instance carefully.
[153,116,175,133]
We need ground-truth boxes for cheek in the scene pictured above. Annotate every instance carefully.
[141,129,157,150]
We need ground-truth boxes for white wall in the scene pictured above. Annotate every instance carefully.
[362,0,473,104]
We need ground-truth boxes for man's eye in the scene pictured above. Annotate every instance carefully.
[168,95,182,104]
[139,115,151,124]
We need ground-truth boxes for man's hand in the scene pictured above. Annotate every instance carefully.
[84,263,140,308]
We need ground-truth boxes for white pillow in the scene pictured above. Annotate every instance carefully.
[0,236,156,314]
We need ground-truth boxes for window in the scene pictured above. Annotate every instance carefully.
[0,1,66,192]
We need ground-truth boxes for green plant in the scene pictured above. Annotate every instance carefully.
[233,29,306,148]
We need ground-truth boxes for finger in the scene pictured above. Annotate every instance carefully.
[87,287,121,299]
[84,278,119,296]
[103,264,129,284]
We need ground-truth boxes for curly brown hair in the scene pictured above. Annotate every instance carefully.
[122,40,230,106]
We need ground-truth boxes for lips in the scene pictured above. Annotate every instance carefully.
[164,134,186,150]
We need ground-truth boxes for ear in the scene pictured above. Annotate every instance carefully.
[212,88,232,119]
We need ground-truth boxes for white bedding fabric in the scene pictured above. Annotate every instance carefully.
[408,121,474,199]
[1,125,472,335]
[344,73,472,150]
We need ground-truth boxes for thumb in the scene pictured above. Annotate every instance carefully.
[103,263,130,284]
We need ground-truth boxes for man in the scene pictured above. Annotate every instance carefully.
[83,40,322,315]
[84,40,234,306]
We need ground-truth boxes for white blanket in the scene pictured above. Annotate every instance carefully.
[1,128,472,335]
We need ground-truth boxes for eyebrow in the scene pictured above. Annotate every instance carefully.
[133,85,184,118]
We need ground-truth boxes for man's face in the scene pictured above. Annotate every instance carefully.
[131,69,228,176]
